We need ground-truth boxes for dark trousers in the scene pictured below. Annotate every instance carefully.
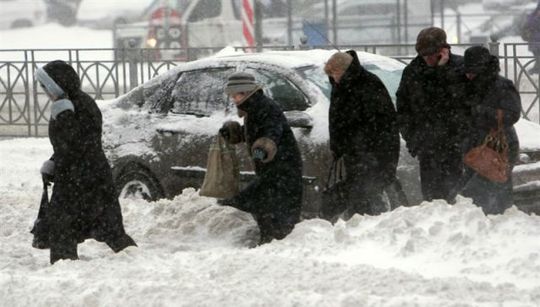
[459,167,513,215]
[342,155,387,217]
[418,152,463,203]
[255,212,299,245]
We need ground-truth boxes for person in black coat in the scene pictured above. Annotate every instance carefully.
[324,50,400,216]
[219,72,303,244]
[459,46,521,214]
[396,27,468,203]
[35,60,136,264]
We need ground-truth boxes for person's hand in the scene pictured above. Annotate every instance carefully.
[219,121,243,144]
[252,148,267,161]
[219,126,230,142]
[437,48,450,66]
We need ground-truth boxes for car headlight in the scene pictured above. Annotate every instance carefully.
[146,38,157,48]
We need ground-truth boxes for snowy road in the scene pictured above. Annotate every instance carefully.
[1,137,540,306]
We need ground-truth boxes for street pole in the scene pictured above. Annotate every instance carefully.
[332,0,337,45]
[287,0,292,46]
[254,0,263,52]
[324,0,329,45]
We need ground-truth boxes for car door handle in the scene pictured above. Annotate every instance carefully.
[156,128,179,136]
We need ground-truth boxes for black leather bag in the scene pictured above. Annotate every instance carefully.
[319,157,348,224]
[31,183,50,249]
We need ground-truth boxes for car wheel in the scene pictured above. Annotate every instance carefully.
[115,166,164,201]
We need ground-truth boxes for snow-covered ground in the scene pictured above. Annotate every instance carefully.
[2,138,540,306]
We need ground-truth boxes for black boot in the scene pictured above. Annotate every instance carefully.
[106,234,137,253]
[50,239,78,264]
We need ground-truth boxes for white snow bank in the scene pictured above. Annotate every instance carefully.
[1,137,540,306]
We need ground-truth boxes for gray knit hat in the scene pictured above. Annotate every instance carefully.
[225,72,259,95]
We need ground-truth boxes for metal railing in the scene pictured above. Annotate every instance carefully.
[1,42,539,137]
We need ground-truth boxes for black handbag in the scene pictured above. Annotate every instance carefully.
[31,182,50,249]
[319,157,348,224]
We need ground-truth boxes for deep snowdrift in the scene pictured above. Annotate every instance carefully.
[1,138,540,306]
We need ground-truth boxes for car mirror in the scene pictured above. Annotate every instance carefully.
[284,111,313,129]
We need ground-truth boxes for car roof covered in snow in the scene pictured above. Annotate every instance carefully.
[158,49,405,79]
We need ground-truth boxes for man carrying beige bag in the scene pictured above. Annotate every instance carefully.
[216,72,303,245]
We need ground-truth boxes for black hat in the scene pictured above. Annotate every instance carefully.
[464,46,495,74]
[415,27,450,56]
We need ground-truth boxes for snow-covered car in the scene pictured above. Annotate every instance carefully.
[0,0,47,29]
[101,49,540,216]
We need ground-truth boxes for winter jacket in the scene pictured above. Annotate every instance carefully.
[225,90,303,242]
[460,72,521,214]
[464,76,521,166]
[39,60,135,262]
[396,53,469,157]
[328,50,400,185]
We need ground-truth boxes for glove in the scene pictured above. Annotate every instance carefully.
[219,126,230,141]
[252,148,267,161]
[219,121,243,144]
[40,160,55,185]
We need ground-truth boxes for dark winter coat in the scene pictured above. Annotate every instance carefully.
[461,71,521,214]
[41,61,134,261]
[226,90,303,243]
[396,53,468,158]
[328,50,400,185]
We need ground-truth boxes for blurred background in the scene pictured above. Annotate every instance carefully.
[1,0,538,50]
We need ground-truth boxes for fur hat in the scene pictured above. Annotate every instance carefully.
[415,27,450,56]
[225,72,259,95]
[464,46,497,74]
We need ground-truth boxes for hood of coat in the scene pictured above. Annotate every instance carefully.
[41,60,81,98]
[328,49,367,89]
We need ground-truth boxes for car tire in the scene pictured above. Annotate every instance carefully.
[115,165,164,201]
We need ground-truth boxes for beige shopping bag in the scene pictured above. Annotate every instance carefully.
[200,135,240,198]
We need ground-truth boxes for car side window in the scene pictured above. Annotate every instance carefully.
[244,68,309,111]
[170,68,234,116]
[144,75,178,113]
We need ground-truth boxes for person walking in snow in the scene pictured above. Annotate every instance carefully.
[324,50,400,217]
[35,60,136,264]
[396,27,469,204]
[459,46,521,215]
[218,72,303,244]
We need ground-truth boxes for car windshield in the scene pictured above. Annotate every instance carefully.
[296,64,403,103]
